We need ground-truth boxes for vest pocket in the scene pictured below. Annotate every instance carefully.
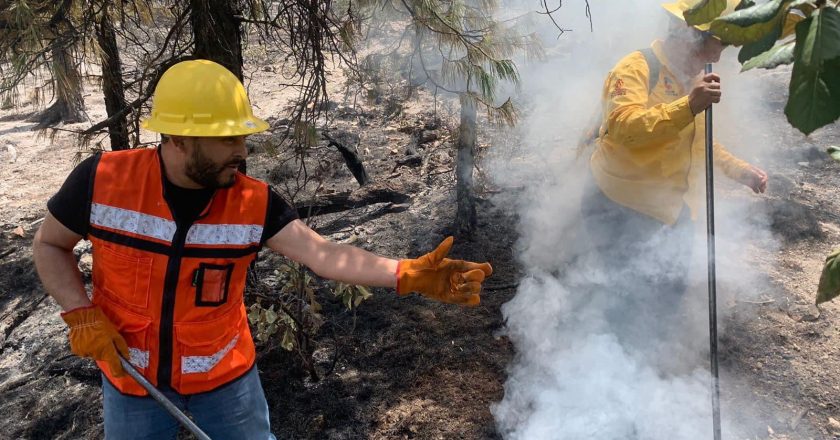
[93,245,153,310]
[174,312,247,389]
[192,263,234,307]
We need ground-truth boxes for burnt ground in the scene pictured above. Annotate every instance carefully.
[0,64,840,439]
[0,79,523,439]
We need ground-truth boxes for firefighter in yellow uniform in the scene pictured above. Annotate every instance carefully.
[582,0,768,349]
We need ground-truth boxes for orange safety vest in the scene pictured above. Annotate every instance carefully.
[87,147,268,395]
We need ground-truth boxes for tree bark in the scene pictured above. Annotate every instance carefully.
[30,43,85,128]
[456,96,477,236]
[189,0,244,81]
[190,0,246,173]
[96,9,129,150]
[322,131,370,186]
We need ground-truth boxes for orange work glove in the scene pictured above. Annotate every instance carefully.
[396,237,493,306]
[60,305,129,377]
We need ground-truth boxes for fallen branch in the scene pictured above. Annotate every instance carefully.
[296,184,410,219]
[316,202,410,236]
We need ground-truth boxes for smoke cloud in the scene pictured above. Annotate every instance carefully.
[488,1,781,438]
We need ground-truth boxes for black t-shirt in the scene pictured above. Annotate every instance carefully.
[47,154,298,243]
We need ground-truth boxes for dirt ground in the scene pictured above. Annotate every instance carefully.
[1,59,840,440]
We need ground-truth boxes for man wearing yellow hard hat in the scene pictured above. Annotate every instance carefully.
[32,59,493,438]
[581,1,769,348]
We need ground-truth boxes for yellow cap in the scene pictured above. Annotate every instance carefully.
[142,59,269,137]
[662,0,741,32]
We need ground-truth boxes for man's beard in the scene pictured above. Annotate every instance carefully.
[185,146,241,189]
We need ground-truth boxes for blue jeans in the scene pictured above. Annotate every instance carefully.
[102,366,276,440]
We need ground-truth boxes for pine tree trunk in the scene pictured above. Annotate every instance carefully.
[30,43,85,128]
[456,96,477,236]
[96,11,129,150]
[189,0,244,81]
[190,0,247,173]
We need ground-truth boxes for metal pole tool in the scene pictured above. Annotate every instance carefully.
[118,355,212,440]
[704,63,722,440]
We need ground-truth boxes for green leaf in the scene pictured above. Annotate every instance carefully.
[785,58,840,134]
[736,0,757,11]
[796,7,840,69]
[817,248,840,304]
[277,309,296,329]
[738,18,784,63]
[264,308,278,324]
[684,0,728,26]
[280,328,296,351]
[710,0,792,45]
[741,40,795,71]
[356,286,373,299]
[784,13,840,135]
[827,145,840,162]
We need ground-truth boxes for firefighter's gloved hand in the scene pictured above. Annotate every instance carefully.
[689,72,722,115]
[61,305,129,377]
[396,237,493,306]
[736,164,768,194]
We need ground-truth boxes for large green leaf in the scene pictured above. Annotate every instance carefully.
[817,248,840,304]
[785,58,840,134]
[738,18,784,63]
[710,0,792,45]
[796,7,840,69]
[684,0,728,26]
[741,40,795,71]
[784,10,840,135]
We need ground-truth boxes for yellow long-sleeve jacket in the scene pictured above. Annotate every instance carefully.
[590,41,751,225]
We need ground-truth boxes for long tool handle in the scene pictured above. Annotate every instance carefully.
[705,63,722,440]
[118,355,212,440]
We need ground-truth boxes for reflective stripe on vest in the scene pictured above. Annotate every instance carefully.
[91,202,263,247]
[182,334,240,374]
[88,148,268,396]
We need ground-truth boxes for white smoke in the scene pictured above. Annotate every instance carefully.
[488,1,780,438]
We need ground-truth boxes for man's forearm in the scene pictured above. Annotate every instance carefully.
[310,241,399,288]
[33,236,90,312]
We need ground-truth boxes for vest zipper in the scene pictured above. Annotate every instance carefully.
[157,224,189,389]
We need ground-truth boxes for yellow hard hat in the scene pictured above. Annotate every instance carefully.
[142,59,269,137]
[662,0,741,32]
